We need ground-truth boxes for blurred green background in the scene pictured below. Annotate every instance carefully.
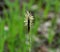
[0,0,60,52]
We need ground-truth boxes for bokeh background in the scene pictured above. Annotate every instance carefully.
[0,0,60,52]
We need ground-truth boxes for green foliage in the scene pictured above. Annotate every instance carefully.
[0,0,60,52]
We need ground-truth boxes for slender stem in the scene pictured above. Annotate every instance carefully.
[28,17,32,52]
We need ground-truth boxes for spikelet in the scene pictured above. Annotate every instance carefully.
[24,11,34,27]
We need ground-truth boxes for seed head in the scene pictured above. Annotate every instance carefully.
[24,11,34,27]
